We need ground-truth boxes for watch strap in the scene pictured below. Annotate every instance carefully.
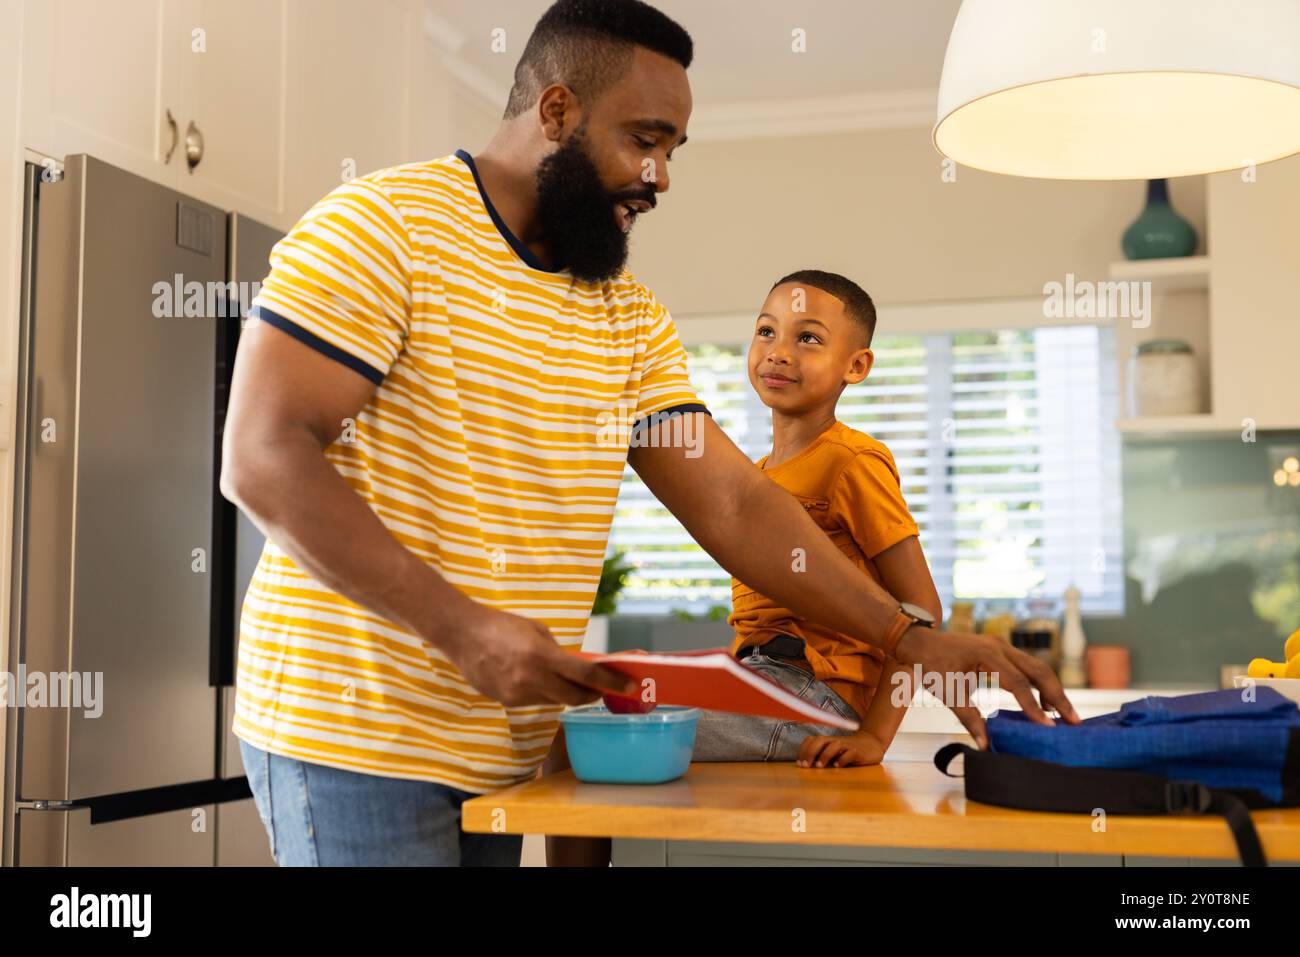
[881,610,916,659]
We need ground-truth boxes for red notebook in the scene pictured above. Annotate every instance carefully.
[578,648,860,732]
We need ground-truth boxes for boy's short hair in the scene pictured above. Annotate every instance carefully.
[504,0,694,119]
[771,269,877,347]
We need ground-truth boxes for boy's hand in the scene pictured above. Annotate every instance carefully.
[797,733,885,768]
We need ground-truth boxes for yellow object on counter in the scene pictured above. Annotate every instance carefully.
[1248,657,1300,679]
[1285,628,1300,663]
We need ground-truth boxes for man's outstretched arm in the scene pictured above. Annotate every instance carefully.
[628,413,1079,747]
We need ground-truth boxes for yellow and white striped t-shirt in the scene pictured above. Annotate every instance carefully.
[233,150,706,793]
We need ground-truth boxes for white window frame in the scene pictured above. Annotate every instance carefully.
[610,297,1124,619]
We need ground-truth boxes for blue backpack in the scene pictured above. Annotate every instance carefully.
[935,687,1300,866]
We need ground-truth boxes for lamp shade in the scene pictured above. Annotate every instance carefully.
[934,0,1300,180]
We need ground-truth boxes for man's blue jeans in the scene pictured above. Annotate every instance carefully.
[239,739,523,866]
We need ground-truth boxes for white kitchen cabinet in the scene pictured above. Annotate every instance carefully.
[20,0,287,218]
[18,0,427,233]
[21,0,183,184]
[1206,154,1300,432]
[1111,281,1216,433]
[1113,156,1300,436]
[171,0,290,228]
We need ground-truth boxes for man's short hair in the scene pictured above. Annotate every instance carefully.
[504,0,694,119]
[771,269,877,347]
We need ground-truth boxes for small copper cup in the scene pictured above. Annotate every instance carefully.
[1087,645,1130,689]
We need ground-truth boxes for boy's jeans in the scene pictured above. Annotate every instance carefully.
[238,739,522,867]
[692,653,860,761]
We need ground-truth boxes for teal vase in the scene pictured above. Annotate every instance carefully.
[1122,178,1198,260]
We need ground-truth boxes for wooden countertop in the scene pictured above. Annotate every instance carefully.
[462,734,1300,861]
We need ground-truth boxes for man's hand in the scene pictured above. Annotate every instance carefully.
[797,733,885,768]
[894,626,1081,749]
[440,603,636,708]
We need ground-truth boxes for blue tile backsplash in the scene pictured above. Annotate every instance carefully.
[1098,431,1300,684]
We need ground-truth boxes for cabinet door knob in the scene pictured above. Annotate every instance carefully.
[164,109,178,164]
[185,121,205,172]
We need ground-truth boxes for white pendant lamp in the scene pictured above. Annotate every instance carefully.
[934,0,1300,180]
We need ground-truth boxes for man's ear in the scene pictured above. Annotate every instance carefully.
[844,347,874,385]
[537,85,582,143]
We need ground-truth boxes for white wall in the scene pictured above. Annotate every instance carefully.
[626,124,1207,322]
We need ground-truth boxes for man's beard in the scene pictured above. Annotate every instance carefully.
[534,128,655,283]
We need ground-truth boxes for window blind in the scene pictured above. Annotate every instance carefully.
[610,324,1123,619]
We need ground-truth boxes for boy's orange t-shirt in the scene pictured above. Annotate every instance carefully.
[728,420,921,721]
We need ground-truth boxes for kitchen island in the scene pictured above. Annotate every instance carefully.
[462,732,1300,866]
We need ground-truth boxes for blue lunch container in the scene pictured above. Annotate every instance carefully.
[558,704,699,784]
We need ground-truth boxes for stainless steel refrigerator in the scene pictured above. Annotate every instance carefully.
[3,154,278,866]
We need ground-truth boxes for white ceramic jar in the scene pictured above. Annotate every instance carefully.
[1129,339,1201,416]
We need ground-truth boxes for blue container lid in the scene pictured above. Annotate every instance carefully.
[559,703,699,726]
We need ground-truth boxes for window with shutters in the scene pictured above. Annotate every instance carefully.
[611,323,1123,619]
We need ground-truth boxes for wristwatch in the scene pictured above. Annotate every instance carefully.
[881,601,937,659]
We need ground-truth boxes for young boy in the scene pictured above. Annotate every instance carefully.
[544,270,941,864]
[690,268,941,769]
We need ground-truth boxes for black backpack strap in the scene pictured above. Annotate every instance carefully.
[934,743,1267,867]
[1205,791,1266,868]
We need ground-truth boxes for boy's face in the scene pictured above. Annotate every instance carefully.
[748,283,874,414]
